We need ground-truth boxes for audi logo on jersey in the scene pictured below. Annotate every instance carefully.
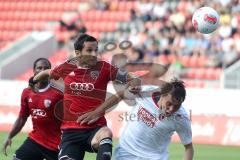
[32,109,46,118]
[69,82,95,91]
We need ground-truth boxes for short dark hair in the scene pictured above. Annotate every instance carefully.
[33,58,51,70]
[160,78,186,103]
[74,34,97,51]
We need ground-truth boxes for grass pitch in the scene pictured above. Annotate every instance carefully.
[0,132,239,160]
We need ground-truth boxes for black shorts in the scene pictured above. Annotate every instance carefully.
[14,137,58,160]
[58,126,102,160]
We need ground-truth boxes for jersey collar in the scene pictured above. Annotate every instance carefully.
[38,84,50,92]
[152,92,161,109]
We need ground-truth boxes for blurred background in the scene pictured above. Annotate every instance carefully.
[0,0,239,160]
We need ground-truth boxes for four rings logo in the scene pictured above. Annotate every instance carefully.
[69,82,95,91]
[32,109,46,118]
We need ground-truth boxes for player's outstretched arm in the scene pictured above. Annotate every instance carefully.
[77,90,125,125]
[34,57,79,82]
[33,69,51,81]
[126,74,141,94]
[2,116,27,156]
[184,143,194,160]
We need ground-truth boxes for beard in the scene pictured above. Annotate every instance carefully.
[79,55,97,67]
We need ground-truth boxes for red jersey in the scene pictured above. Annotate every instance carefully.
[19,85,63,151]
[51,60,121,129]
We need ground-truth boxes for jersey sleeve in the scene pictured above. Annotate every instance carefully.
[175,116,192,145]
[50,61,77,80]
[106,62,128,83]
[19,89,30,118]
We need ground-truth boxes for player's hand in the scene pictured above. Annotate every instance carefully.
[2,138,12,156]
[28,76,35,88]
[76,110,102,125]
[128,78,141,94]
[128,85,141,94]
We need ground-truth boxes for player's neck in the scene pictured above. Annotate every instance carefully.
[36,81,49,90]
[77,63,91,69]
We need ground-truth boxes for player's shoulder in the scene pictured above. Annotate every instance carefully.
[97,60,107,67]
[138,85,160,98]
[54,58,77,69]
[174,107,191,125]
[22,87,32,95]
[175,107,188,115]
[21,87,33,99]
[96,60,116,72]
[98,60,115,67]
[142,85,159,92]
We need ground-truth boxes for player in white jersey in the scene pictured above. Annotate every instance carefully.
[77,79,194,160]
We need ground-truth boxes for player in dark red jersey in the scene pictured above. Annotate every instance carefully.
[33,34,140,160]
[2,58,63,160]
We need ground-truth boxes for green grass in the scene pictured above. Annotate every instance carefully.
[0,132,239,160]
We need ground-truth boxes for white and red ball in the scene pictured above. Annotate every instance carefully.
[192,7,220,34]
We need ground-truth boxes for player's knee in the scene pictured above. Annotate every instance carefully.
[92,127,112,149]
[99,127,113,140]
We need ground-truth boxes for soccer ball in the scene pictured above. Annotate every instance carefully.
[192,7,220,34]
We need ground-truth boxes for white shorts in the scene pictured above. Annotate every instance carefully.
[114,145,152,160]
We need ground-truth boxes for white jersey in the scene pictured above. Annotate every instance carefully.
[115,90,192,160]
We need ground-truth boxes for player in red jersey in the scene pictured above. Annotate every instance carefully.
[34,34,141,160]
[2,58,63,160]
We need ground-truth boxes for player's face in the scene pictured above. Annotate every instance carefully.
[34,60,50,75]
[158,94,181,116]
[76,41,98,67]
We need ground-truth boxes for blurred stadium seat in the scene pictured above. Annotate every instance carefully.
[0,0,239,89]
